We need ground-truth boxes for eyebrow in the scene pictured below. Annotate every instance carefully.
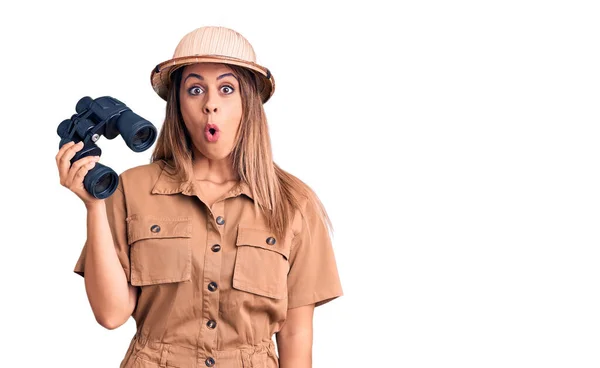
[184,72,238,83]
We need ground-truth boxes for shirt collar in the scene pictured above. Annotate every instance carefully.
[151,160,254,202]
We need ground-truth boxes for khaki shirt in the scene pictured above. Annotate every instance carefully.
[73,160,343,368]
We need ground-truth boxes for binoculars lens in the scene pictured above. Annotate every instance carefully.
[132,127,153,150]
[83,162,119,199]
[95,174,113,193]
[118,110,157,152]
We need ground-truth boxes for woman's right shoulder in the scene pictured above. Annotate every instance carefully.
[119,160,168,192]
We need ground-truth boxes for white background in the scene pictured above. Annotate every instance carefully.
[1,0,599,367]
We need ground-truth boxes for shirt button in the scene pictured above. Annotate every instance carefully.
[205,357,215,367]
[266,236,276,245]
[150,225,161,233]
[207,319,217,329]
[208,282,218,292]
[216,216,225,225]
[211,244,221,252]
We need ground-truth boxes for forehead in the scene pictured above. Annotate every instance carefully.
[182,62,234,76]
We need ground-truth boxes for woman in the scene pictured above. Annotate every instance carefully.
[55,26,343,367]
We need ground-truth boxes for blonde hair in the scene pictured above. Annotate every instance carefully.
[150,63,332,243]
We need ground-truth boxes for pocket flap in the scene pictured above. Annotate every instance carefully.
[236,225,290,260]
[127,214,192,245]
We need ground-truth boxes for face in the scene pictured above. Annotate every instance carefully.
[179,62,242,161]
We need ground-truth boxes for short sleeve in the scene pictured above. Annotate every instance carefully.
[73,176,131,282]
[286,197,343,309]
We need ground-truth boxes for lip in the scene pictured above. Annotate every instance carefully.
[204,123,221,142]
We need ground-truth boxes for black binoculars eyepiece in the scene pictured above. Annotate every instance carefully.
[57,96,157,199]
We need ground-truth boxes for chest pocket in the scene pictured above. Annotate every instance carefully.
[126,214,192,286]
[232,225,291,299]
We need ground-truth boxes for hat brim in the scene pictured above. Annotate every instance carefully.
[150,55,275,104]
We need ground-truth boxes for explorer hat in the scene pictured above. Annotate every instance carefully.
[150,26,275,103]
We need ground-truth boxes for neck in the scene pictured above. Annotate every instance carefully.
[192,153,238,183]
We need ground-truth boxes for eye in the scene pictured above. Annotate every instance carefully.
[221,85,234,94]
[188,86,203,96]
[187,85,235,96]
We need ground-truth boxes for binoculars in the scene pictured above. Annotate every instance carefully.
[57,96,157,199]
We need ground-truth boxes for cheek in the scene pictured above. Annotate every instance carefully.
[180,113,201,138]
[179,99,200,124]
[227,100,243,119]
[180,97,194,115]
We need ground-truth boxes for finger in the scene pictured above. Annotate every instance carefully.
[65,156,99,188]
[58,141,85,181]
[55,141,76,163]
[57,141,81,170]
[67,157,97,189]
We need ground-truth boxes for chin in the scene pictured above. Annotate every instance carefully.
[201,149,233,161]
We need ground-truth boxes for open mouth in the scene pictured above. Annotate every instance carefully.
[205,124,220,142]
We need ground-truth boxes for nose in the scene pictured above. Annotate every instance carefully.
[203,91,219,114]
[203,104,217,114]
